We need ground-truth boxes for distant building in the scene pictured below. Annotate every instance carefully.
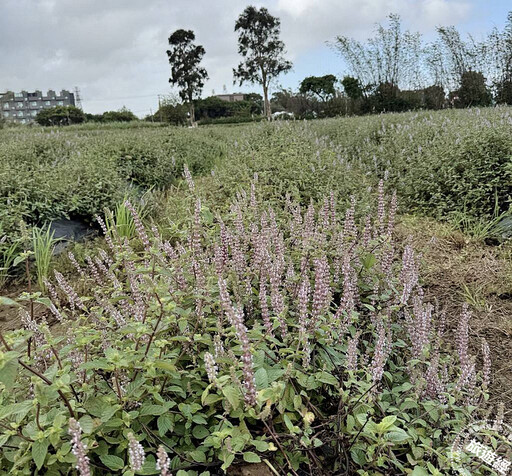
[215,93,245,102]
[0,89,76,124]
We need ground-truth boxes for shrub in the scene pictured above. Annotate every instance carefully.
[0,180,492,474]
[452,71,492,108]
[102,108,138,123]
[35,106,85,126]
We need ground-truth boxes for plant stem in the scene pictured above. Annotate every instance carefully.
[18,359,76,418]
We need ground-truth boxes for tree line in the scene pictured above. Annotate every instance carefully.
[164,8,512,124]
[28,7,512,127]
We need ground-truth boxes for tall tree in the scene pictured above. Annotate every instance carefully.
[167,29,208,124]
[299,75,337,101]
[487,11,512,102]
[233,6,292,120]
[333,14,423,91]
[430,26,490,94]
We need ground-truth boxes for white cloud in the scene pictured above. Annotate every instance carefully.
[0,0,474,115]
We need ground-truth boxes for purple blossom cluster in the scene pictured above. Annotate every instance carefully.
[156,446,171,476]
[68,418,90,476]
[128,433,146,471]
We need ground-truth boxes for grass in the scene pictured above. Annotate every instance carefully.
[0,240,19,290]
[32,225,59,291]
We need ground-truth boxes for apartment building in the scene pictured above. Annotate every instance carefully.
[0,89,75,124]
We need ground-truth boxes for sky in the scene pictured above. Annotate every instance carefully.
[1,0,511,117]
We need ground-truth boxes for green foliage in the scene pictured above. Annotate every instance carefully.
[342,76,364,100]
[0,239,19,290]
[167,29,208,123]
[233,6,292,119]
[452,71,492,108]
[36,106,85,126]
[299,75,337,101]
[102,107,138,123]
[0,186,490,474]
[0,126,226,250]
[32,225,59,291]
[495,79,512,105]
[104,201,137,241]
[195,96,262,120]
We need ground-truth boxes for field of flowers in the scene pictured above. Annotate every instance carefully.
[0,108,511,475]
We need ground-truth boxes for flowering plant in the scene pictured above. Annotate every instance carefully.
[0,179,492,475]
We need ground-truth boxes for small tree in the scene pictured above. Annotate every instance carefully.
[495,79,512,104]
[167,29,208,124]
[233,6,292,120]
[341,76,364,100]
[454,71,492,107]
[299,75,337,101]
[35,106,85,126]
[102,107,137,122]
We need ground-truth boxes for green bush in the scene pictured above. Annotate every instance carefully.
[0,186,492,474]
[102,108,138,123]
[35,106,85,126]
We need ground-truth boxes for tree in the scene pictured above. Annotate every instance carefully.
[453,71,492,107]
[341,76,364,100]
[233,6,292,120]
[102,107,137,122]
[487,11,512,102]
[167,29,208,124]
[299,75,337,101]
[432,26,489,91]
[422,85,446,110]
[333,15,423,91]
[35,106,84,126]
[495,79,512,104]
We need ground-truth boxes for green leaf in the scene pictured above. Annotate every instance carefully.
[193,425,210,439]
[385,428,410,442]
[0,296,20,307]
[411,467,429,476]
[78,415,94,434]
[202,394,222,406]
[190,449,207,463]
[377,415,397,432]
[252,440,269,452]
[0,358,19,391]
[139,404,167,417]
[100,405,120,423]
[192,415,208,425]
[32,439,49,470]
[283,414,299,434]
[222,386,241,410]
[220,449,235,470]
[243,452,261,463]
[99,454,125,471]
[157,414,173,436]
[254,368,268,390]
[315,371,339,386]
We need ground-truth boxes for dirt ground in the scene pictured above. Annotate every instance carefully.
[397,215,512,411]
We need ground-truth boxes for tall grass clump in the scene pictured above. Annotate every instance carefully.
[32,225,59,291]
[104,201,137,241]
[0,239,19,289]
[0,178,498,475]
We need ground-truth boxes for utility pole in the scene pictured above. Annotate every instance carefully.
[158,95,163,122]
[74,86,83,110]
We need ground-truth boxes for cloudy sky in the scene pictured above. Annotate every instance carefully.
[1,0,510,116]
